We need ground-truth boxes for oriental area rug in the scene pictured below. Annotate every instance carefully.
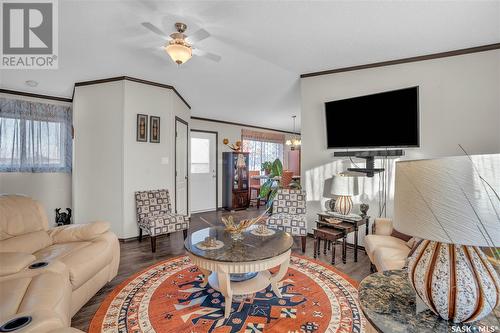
[89,255,365,333]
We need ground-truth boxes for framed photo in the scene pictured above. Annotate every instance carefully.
[150,116,160,143]
[136,114,148,142]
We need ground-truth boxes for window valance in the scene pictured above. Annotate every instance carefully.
[241,129,285,144]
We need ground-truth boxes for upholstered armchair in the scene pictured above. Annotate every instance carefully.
[267,189,308,252]
[135,189,189,253]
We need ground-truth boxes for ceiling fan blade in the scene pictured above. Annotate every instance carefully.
[193,48,221,62]
[186,28,210,43]
[141,22,169,39]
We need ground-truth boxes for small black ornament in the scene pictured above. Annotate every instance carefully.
[55,208,72,226]
[360,203,369,217]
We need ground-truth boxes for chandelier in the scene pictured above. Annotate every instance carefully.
[285,115,301,149]
[165,39,192,65]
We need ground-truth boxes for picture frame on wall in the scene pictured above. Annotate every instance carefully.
[137,114,148,142]
[150,116,160,143]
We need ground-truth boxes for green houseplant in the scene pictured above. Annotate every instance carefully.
[261,161,273,175]
[259,159,283,209]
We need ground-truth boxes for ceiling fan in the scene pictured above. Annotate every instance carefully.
[141,21,221,65]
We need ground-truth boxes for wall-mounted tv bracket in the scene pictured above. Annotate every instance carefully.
[334,150,405,177]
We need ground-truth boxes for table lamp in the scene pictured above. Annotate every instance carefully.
[330,175,359,215]
[394,154,500,323]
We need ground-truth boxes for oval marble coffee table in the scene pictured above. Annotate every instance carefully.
[184,226,293,319]
[358,270,500,333]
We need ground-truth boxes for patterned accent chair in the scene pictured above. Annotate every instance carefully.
[135,189,189,253]
[267,189,308,252]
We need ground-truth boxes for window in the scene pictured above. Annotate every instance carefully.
[190,137,210,173]
[0,98,72,173]
[241,129,285,171]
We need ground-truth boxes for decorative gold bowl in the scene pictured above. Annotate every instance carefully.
[221,208,269,241]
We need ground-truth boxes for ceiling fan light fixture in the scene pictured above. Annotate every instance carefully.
[165,40,192,65]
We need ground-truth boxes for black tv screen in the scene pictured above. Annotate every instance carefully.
[325,87,420,149]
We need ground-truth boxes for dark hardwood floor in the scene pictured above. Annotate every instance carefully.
[72,207,371,331]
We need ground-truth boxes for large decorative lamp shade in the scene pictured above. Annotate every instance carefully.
[330,175,359,215]
[394,154,500,323]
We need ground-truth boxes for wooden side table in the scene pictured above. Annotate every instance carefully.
[313,227,345,264]
[316,212,369,263]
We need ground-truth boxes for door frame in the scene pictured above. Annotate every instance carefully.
[175,116,189,214]
[190,129,218,211]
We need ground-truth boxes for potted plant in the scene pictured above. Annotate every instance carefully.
[259,158,283,210]
[261,161,273,175]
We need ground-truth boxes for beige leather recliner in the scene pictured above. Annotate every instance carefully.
[364,218,414,272]
[0,195,120,333]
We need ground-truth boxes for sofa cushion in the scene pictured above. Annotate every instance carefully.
[364,234,409,261]
[373,246,411,272]
[34,242,92,263]
[33,237,113,290]
[0,195,48,240]
[0,252,36,276]
[0,270,71,327]
[0,231,53,254]
[48,221,110,243]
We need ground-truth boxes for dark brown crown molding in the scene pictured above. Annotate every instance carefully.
[73,76,191,109]
[0,88,73,103]
[191,116,300,135]
[300,43,500,78]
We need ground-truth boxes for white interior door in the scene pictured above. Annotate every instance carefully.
[175,118,189,215]
[190,131,217,212]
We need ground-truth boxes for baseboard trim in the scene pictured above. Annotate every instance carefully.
[118,233,170,243]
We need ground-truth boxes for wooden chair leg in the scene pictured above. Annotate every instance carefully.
[323,238,327,254]
[342,236,347,264]
[301,236,307,253]
[313,237,318,258]
[138,229,143,242]
[150,236,157,253]
[183,229,188,240]
[332,241,336,265]
[328,240,331,251]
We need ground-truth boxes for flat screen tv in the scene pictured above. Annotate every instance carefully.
[325,86,419,149]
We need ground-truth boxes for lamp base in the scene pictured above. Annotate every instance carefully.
[334,195,353,215]
[408,240,500,323]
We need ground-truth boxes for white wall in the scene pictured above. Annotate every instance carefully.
[73,80,191,239]
[0,92,72,225]
[122,81,190,238]
[190,118,299,208]
[301,50,500,243]
[72,82,125,236]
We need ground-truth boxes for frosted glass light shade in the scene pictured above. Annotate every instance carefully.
[330,175,359,196]
[165,43,192,65]
[394,154,500,246]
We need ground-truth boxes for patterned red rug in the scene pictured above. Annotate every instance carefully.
[89,255,365,333]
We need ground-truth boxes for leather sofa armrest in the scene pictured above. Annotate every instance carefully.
[48,221,110,244]
[0,252,36,276]
[372,218,393,236]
